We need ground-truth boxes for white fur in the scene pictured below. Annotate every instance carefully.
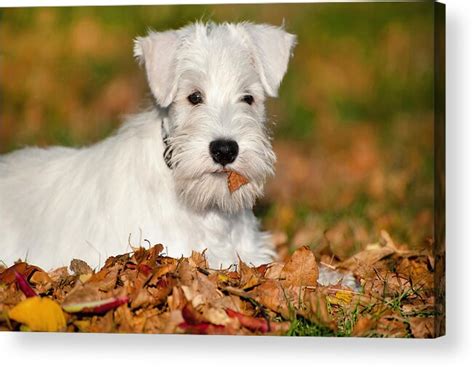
[0,22,296,271]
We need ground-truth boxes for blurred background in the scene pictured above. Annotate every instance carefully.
[0,3,434,260]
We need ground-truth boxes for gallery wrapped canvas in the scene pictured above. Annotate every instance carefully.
[0,1,445,337]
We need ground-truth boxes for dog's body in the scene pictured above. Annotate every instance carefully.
[0,22,296,270]
[0,109,272,269]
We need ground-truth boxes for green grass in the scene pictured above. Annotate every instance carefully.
[286,317,336,337]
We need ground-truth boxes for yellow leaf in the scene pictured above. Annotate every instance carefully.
[335,290,353,304]
[218,274,230,282]
[327,291,353,306]
[9,297,66,332]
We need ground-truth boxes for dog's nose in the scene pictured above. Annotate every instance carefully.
[209,139,239,166]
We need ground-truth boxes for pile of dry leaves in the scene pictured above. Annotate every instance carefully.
[0,233,435,337]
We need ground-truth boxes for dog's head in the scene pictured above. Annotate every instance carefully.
[134,22,296,213]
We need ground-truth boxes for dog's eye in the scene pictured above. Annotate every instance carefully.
[241,95,254,105]
[187,91,203,105]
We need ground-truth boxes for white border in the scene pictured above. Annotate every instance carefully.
[1,0,474,365]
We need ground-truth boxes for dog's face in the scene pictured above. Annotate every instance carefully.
[134,22,296,213]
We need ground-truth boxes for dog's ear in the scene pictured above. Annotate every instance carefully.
[243,23,297,97]
[134,31,179,107]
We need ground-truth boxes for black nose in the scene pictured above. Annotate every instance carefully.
[209,139,239,166]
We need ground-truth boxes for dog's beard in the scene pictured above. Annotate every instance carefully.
[168,130,275,214]
[175,173,263,213]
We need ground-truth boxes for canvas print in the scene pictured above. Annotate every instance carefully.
[0,2,445,337]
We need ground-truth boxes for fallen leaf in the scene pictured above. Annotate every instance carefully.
[9,297,66,332]
[409,317,434,338]
[351,316,375,336]
[87,264,120,291]
[181,302,207,325]
[0,263,45,285]
[29,270,52,287]
[250,279,291,318]
[0,233,436,337]
[203,306,234,327]
[62,295,128,314]
[339,246,395,272]
[47,266,69,283]
[375,314,409,337]
[281,246,319,288]
[227,171,249,193]
[239,260,262,289]
[264,263,285,280]
[114,304,139,333]
[327,290,353,306]
[69,259,93,276]
[14,271,36,298]
[226,308,269,332]
[189,251,208,268]
[87,312,114,333]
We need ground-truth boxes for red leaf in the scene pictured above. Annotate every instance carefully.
[138,263,153,276]
[226,308,269,332]
[181,302,206,325]
[63,296,129,314]
[14,271,37,298]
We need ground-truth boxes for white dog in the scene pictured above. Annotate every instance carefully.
[0,22,296,270]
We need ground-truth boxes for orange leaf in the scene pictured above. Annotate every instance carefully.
[227,171,249,193]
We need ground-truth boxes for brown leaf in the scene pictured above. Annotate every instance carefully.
[250,279,291,319]
[176,260,198,286]
[87,264,120,291]
[146,276,175,306]
[375,314,409,337]
[0,262,45,285]
[409,317,434,338]
[264,263,285,280]
[148,263,177,285]
[239,260,262,290]
[339,246,395,272]
[47,266,69,283]
[69,259,93,276]
[189,251,208,268]
[167,286,187,312]
[87,312,114,333]
[114,304,139,333]
[351,316,375,336]
[227,171,249,193]
[281,246,319,288]
[62,283,102,309]
[133,244,164,265]
[130,288,154,309]
[182,272,222,308]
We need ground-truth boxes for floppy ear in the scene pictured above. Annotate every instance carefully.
[134,30,179,107]
[243,23,297,97]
